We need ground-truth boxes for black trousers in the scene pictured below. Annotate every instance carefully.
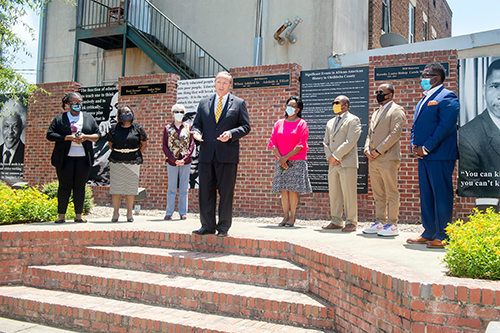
[198,157,238,233]
[56,157,91,214]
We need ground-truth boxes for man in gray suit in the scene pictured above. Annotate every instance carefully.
[321,95,361,232]
[459,58,500,197]
[363,83,405,236]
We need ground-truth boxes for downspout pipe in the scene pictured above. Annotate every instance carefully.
[36,4,48,84]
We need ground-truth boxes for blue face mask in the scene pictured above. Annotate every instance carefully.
[121,113,133,122]
[70,104,82,112]
[421,78,432,91]
[286,106,296,116]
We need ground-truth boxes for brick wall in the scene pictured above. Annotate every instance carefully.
[368,0,452,49]
[0,229,498,332]
[28,53,476,222]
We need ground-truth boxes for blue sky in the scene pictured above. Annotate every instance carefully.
[12,0,500,83]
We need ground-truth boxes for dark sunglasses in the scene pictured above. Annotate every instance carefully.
[332,101,341,105]
[173,111,184,114]
[374,90,390,95]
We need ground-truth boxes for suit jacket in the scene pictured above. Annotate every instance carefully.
[458,110,500,197]
[411,86,460,161]
[46,112,99,169]
[364,101,406,162]
[192,93,251,164]
[0,142,25,164]
[323,111,361,168]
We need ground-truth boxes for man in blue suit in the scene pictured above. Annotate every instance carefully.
[408,63,460,248]
[191,71,251,237]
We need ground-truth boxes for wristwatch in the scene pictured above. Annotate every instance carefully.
[422,146,429,156]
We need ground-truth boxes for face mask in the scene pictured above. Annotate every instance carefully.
[421,78,432,91]
[121,113,133,122]
[70,104,82,112]
[286,106,296,116]
[174,113,184,122]
[376,93,388,104]
[333,104,342,114]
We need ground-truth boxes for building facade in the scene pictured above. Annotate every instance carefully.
[369,0,452,49]
[38,0,451,86]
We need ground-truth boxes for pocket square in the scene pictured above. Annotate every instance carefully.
[427,100,438,106]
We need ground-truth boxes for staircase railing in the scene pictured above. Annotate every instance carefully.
[77,0,227,78]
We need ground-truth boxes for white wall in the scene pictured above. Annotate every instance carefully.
[40,0,369,85]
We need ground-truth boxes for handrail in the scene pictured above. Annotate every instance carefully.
[77,0,227,78]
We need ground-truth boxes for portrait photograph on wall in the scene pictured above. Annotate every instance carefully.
[458,56,500,197]
[0,96,27,183]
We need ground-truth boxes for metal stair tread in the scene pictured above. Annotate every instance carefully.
[29,264,324,307]
[0,286,326,333]
[86,245,305,271]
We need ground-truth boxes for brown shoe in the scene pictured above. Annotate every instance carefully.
[406,236,431,244]
[322,222,343,230]
[426,239,445,248]
[341,223,356,232]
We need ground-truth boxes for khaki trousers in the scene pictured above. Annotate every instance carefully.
[368,158,400,225]
[328,164,358,226]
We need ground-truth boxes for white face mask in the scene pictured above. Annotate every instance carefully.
[174,113,184,122]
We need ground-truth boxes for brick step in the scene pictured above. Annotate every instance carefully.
[0,286,330,333]
[24,264,333,330]
[84,246,308,291]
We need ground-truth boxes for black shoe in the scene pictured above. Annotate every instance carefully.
[74,218,87,223]
[192,227,215,235]
[217,231,228,237]
[54,219,65,224]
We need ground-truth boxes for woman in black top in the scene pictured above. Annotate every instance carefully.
[47,92,100,223]
[107,105,148,222]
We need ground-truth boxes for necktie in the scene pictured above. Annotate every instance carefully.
[4,151,11,164]
[215,96,223,123]
[334,116,341,131]
[373,106,383,125]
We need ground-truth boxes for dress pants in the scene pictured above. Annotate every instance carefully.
[369,158,400,225]
[418,159,455,241]
[198,156,238,233]
[166,163,191,216]
[56,157,91,214]
[328,164,358,226]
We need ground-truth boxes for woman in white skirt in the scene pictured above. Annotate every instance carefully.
[107,105,148,222]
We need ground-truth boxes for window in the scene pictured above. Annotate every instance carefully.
[422,12,428,41]
[408,3,415,43]
[382,0,391,33]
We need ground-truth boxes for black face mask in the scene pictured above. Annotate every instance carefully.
[376,93,389,104]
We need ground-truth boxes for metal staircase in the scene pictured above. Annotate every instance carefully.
[75,0,227,79]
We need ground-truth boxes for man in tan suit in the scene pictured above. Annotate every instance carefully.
[321,95,362,232]
[363,83,406,236]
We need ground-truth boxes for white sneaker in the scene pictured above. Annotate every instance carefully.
[377,224,399,236]
[363,222,384,234]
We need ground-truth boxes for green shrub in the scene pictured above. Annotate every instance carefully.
[443,208,500,280]
[41,181,94,214]
[0,181,75,224]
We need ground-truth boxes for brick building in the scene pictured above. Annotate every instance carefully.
[369,0,452,49]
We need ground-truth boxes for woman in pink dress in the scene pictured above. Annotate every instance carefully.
[268,96,312,227]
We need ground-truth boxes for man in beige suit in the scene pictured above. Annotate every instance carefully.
[363,83,406,236]
[321,95,362,232]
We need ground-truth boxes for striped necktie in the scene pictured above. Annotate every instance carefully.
[215,96,223,123]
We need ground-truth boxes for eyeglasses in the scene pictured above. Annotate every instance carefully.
[332,101,341,105]
[421,74,439,79]
[374,90,390,95]
[173,111,184,114]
